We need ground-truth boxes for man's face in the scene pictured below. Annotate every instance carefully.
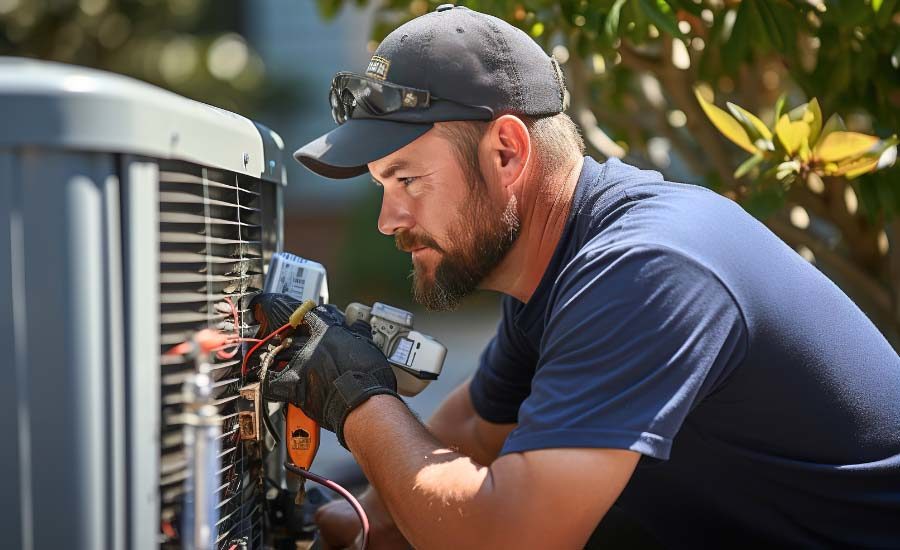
[368,125,520,310]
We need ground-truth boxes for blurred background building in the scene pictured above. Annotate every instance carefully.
[0,0,501,480]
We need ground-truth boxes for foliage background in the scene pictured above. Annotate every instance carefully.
[2,0,899,349]
[319,0,900,348]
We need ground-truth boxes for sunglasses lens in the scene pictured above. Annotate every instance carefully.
[329,89,343,124]
[329,73,429,122]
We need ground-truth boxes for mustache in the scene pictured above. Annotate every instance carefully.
[395,229,444,254]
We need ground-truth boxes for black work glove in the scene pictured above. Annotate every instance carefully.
[249,292,303,337]
[249,292,373,342]
[263,304,401,448]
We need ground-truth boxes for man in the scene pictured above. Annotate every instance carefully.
[258,5,900,548]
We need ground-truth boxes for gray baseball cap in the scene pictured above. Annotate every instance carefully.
[294,4,567,179]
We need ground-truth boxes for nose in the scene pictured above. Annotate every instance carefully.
[377,187,414,236]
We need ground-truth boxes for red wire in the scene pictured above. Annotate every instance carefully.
[216,296,242,359]
[209,339,260,352]
[284,462,370,550]
[241,322,293,376]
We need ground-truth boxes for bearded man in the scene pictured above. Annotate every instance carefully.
[254,5,900,548]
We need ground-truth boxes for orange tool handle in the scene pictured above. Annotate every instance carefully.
[285,404,320,470]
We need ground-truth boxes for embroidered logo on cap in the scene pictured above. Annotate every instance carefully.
[366,55,391,80]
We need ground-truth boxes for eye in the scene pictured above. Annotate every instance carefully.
[399,176,418,186]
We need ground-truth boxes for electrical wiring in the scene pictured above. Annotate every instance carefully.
[241,322,293,376]
[241,298,319,375]
[284,462,370,550]
[256,337,293,447]
[216,296,242,360]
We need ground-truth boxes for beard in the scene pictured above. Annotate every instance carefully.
[395,174,520,311]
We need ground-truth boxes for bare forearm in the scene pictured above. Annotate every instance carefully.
[345,395,504,549]
[350,379,507,541]
[425,379,507,465]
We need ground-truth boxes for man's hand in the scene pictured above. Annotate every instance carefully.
[317,488,409,550]
[262,303,401,447]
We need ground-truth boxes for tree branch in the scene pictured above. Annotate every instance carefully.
[566,52,650,166]
[621,39,741,192]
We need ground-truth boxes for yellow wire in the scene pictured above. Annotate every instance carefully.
[289,300,318,328]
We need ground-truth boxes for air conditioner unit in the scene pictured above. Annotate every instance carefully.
[0,57,288,549]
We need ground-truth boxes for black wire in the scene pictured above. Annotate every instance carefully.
[261,404,281,446]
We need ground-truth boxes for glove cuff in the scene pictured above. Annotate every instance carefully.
[332,370,402,449]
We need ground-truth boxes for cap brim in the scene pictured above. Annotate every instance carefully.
[293,119,434,179]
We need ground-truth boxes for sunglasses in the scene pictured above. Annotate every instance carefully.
[329,72,432,125]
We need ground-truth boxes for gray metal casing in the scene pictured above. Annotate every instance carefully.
[0,58,286,550]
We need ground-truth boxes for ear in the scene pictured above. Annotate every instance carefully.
[484,114,530,194]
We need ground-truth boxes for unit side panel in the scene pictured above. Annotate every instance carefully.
[18,150,122,550]
[0,149,27,550]
[121,157,162,550]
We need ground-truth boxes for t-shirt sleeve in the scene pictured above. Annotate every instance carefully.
[501,245,747,460]
[469,296,539,424]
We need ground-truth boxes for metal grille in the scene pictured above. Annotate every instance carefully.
[158,160,275,549]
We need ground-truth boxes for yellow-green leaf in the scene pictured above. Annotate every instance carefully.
[774,115,810,156]
[816,113,847,146]
[787,102,809,122]
[831,155,880,179]
[814,131,879,162]
[806,98,823,145]
[734,153,765,179]
[695,88,757,153]
[726,102,773,141]
[799,139,812,162]
[773,93,787,123]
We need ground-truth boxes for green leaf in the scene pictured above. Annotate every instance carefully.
[637,0,686,39]
[814,131,880,162]
[748,0,783,50]
[605,0,629,41]
[745,0,796,56]
[875,0,898,27]
[773,93,787,123]
[695,88,758,153]
[626,0,650,42]
[722,4,753,73]
[743,185,785,220]
[734,153,765,179]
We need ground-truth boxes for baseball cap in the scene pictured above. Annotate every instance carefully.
[294,4,567,179]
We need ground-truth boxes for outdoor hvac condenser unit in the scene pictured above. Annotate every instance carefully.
[0,57,288,549]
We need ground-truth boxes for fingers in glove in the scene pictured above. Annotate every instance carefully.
[249,293,302,337]
[303,304,347,335]
[346,319,373,339]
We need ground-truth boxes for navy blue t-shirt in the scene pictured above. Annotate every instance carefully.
[470,157,900,546]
